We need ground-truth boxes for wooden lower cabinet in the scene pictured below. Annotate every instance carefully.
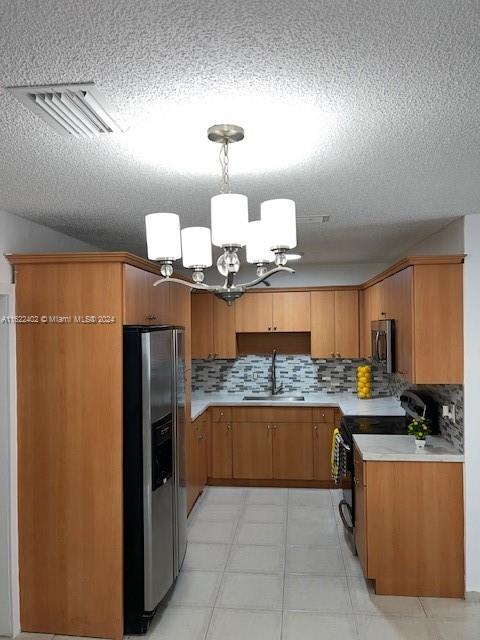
[353,448,368,575]
[207,406,336,486]
[273,423,314,480]
[233,423,273,479]
[354,445,464,597]
[187,411,208,513]
[211,422,233,478]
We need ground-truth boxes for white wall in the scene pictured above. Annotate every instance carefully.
[399,217,465,257]
[463,214,480,594]
[179,261,389,287]
[0,209,98,284]
[0,210,100,637]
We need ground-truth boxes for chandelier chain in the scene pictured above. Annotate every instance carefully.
[219,140,231,194]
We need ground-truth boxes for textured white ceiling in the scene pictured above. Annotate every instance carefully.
[0,0,478,263]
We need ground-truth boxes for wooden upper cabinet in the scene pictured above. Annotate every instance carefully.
[412,264,463,384]
[273,423,314,480]
[360,282,384,358]
[235,292,273,332]
[123,265,172,326]
[213,296,237,358]
[191,294,237,359]
[310,291,335,358]
[272,291,311,331]
[311,290,359,358]
[191,293,214,359]
[173,283,192,370]
[235,291,311,333]
[334,290,359,358]
[382,268,413,379]
[123,265,153,324]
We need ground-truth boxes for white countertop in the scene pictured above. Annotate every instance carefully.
[191,391,405,421]
[353,434,464,462]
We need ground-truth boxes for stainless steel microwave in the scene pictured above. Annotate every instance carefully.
[371,319,394,373]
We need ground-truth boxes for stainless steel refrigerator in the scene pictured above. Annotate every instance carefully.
[123,326,187,634]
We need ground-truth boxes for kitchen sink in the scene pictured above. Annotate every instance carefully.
[242,394,305,402]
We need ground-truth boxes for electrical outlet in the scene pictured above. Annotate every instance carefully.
[442,404,456,421]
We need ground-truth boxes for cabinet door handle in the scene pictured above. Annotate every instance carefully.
[226,424,231,431]
[198,434,204,440]
[313,425,318,432]
[330,352,335,358]
[146,314,156,321]
[268,327,272,331]
[273,326,277,331]
[267,424,271,431]
[336,352,341,358]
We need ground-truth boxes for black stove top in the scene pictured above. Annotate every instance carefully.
[340,415,408,442]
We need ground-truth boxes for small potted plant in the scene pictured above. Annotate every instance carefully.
[408,417,431,448]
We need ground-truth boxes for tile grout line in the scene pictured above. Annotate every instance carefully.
[203,487,248,639]
[281,490,290,640]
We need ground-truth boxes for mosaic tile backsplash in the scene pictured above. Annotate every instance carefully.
[192,355,392,395]
[388,374,464,452]
[192,356,465,451]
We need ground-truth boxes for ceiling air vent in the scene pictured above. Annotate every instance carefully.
[8,82,121,138]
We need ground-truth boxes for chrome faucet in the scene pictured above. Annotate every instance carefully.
[271,349,284,396]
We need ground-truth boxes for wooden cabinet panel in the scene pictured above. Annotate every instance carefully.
[211,422,233,478]
[272,291,311,331]
[235,292,273,332]
[310,291,335,358]
[187,408,208,514]
[413,264,463,384]
[233,423,273,479]
[211,407,232,422]
[191,294,236,360]
[313,423,336,481]
[149,273,171,325]
[365,459,464,597]
[191,293,214,359]
[230,406,313,423]
[353,446,368,577]
[168,282,192,370]
[312,407,335,423]
[273,423,314,480]
[186,417,198,513]
[334,290,359,358]
[213,296,237,358]
[123,264,154,325]
[15,262,124,639]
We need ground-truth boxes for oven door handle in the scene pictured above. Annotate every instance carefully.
[340,438,351,452]
[338,499,354,533]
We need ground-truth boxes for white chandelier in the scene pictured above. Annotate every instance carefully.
[145,124,299,304]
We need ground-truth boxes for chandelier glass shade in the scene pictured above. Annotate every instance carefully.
[145,124,300,303]
[211,193,249,247]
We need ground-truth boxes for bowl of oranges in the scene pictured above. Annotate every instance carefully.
[357,365,373,399]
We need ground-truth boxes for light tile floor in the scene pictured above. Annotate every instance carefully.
[16,488,480,640]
